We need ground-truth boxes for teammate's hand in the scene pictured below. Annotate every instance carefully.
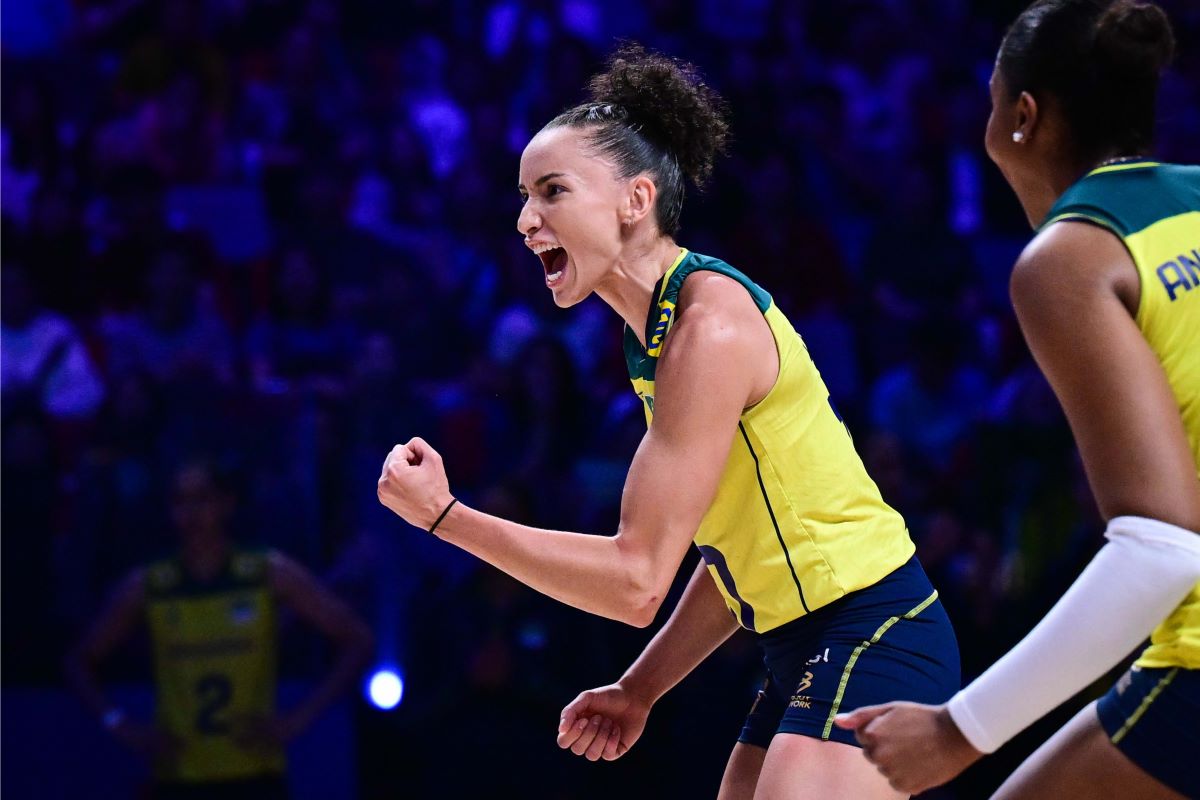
[834,701,982,793]
[377,438,454,530]
[557,682,652,762]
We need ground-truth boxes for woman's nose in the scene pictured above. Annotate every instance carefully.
[517,201,541,237]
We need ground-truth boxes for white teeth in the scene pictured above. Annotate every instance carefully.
[531,242,562,255]
[546,270,563,282]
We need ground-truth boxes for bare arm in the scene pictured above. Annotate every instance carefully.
[269,551,374,731]
[555,559,741,760]
[64,569,147,719]
[617,559,740,702]
[378,273,778,627]
[1009,220,1200,528]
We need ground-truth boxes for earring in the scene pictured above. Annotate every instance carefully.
[1012,131,1025,143]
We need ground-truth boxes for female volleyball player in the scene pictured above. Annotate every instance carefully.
[836,2,1200,798]
[377,46,959,798]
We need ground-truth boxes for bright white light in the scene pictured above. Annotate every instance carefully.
[368,670,403,710]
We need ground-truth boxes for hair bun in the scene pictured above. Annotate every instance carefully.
[586,43,729,188]
[1094,0,1175,78]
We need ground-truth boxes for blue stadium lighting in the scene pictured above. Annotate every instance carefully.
[368,669,404,710]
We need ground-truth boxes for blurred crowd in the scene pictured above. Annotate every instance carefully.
[2,0,1198,796]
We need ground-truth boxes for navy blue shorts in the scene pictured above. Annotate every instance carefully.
[1097,665,1199,798]
[739,556,960,748]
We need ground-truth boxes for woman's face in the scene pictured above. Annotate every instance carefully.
[986,61,1055,227]
[984,65,1018,184]
[984,62,1044,216]
[516,126,632,308]
[171,466,232,536]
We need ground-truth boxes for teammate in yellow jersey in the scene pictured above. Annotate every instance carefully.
[67,460,373,799]
[837,2,1200,798]
[377,45,959,798]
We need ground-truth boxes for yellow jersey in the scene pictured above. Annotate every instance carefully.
[144,549,284,782]
[1043,160,1200,669]
[625,249,915,633]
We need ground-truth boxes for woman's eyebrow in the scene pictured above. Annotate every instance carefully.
[518,171,567,191]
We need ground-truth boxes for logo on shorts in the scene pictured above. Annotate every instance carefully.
[789,671,815,709]
[1116,669,1134,695]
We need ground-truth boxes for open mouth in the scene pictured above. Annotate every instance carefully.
[534,245,568,286]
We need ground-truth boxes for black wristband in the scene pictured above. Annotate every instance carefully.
[429,498,458,535]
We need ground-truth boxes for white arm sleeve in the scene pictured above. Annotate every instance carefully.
[947,515,1200,754]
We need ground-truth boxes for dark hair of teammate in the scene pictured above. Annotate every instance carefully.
[997,0,1175,163]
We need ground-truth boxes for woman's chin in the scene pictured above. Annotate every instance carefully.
[551,287,584,308]
[549,273,590,308]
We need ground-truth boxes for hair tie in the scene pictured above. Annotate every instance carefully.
[429,498,458,535]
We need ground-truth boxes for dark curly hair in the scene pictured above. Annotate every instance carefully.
[545,44,730,236]
[999,0,1175,163]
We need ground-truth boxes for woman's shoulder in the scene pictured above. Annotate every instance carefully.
[1014,220,1135,310]
[665,250,773,314]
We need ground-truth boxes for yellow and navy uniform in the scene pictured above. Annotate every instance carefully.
[624,249,916,634]
[1042,160,1200,670]
[144,549,283,783]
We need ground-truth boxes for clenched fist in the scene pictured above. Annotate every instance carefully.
[377,437,455,531]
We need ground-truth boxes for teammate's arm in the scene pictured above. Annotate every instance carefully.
[65,569,147,719]
[377,273,776,627]
[64,569,176,756]
[265,551,374,739]
[556,559,741,760]
[1011,221,1200,527]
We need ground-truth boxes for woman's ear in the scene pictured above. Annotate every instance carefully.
[1014,90,1039,143]
[625,174,658,227]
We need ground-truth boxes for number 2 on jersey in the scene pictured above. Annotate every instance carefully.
[195,673,233,734]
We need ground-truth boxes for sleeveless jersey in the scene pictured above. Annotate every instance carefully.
[144,549,283,782]
[1043,160,1200,669]
[624,249,915,633]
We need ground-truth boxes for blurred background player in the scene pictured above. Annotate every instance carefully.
[66,459,373,799]
[837,2,1200,798]
[377,46,960,799]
